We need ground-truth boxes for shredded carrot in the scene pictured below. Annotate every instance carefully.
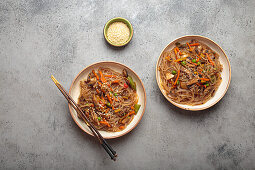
[98,81,102,86]
[196,83,204,87]
[186,42,192,50]
[191,62,197,66]
[198,68,202,73]
[200,78,210,81]
[114,109,121,113]
[90,104,94,107]
[173,70,180,86]
[96,89,100,94]
[98,70,106,83]
[112,80,120,84]
[174,48,178,59]
[176,47,183,55]
[107,83,113,91]
[131,106,135,110]
[92,70,99,80]
[119,126,125,129]
[122,111,135,120]
[165,56,171,62]
[106,93,113,104]
[175,57,187,62]
[99,121,111,127]
[176,47,180,52]
[104,75,116,78]
[206,53,214,66]
[105,108,110,113]
[190,43,200,46]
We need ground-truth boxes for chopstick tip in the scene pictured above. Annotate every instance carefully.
[51,75,59,85]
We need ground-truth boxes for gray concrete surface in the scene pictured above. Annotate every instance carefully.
[0,0,255,169]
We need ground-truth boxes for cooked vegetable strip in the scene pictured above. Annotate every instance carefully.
[119,126,124,129]
[114,109,121,113]
[165,56,171,62]
[99,70,106,83]
[174,48,178,59]
[200,78,210,81]
[98,81,103,86]
[134,104,141,114]
[99,121,111,127]
[173,70,180,86]
[190,43,199,46]
[92,70,99,80]
[104,75,116,78]
[106,93,113,104]
[175,57,187,62]
[96,89,100,94]
[122,111,135,120]
[112,80,120,84]
[105,108,110,113]
[127,76,136,90]
[206,53,215,66]
[186,42,192,50]
[176,47,180,52]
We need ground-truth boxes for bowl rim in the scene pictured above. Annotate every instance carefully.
[103,17,134,47]
[68,61,146,139]
[156,35,231,111]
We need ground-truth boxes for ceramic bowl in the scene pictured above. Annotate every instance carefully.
[156,35,231,111]
[69,61,146,138]
[103,17,133,47]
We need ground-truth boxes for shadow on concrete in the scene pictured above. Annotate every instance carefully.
[156,86,224,120]
[103,38,131,51]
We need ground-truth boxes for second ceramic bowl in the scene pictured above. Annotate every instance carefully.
[156,35,231,111]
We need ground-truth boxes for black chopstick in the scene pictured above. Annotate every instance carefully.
[51,75,117,160]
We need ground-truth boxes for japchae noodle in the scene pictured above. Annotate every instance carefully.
[77,67,141,132]
[158,40,223,105]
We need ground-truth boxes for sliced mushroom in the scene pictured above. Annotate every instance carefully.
[122,117,129,124]
[122,69,128,78]
[181,54,189,58]
[86,72,92,83]
[180,82,188,89]
[187,78,199,85]
[181,67,192,78]
[87,77,97,85]
[166,73,174,80]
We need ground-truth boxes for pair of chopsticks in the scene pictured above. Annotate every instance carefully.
[51,75,117,161]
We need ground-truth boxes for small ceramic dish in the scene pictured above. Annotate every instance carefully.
[156,35,231,111]
[69,61,146,139]
[103,17,133,47]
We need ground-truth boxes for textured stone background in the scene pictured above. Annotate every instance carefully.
[0,0,254,169]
